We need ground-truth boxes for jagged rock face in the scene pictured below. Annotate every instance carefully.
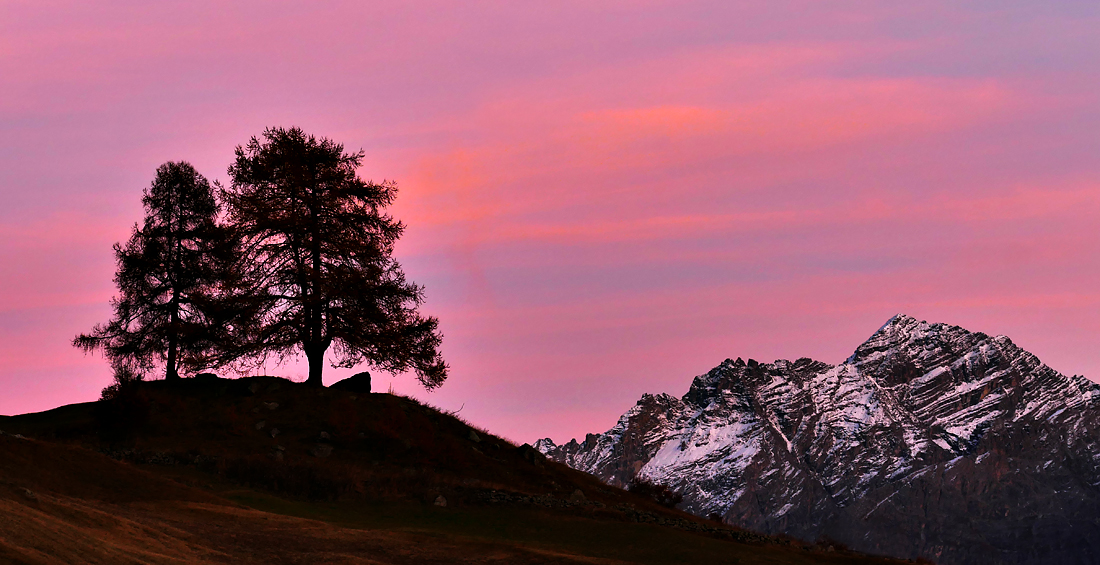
[538,315,1100,565]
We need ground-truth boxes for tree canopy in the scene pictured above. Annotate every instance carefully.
[221,127,447,388]
[75,161,226,380]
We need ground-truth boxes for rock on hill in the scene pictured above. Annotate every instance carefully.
[538,314,1100,565]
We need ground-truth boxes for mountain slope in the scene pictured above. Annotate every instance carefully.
[539,315,1100,565]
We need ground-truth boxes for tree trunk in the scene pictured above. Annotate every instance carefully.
[166,301,180,380]
[166,203,181,381]
[166,340,179,380]
[306,346,324,387]
[306,203,326,389]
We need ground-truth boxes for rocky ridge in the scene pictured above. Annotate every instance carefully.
[538,315,1100,565]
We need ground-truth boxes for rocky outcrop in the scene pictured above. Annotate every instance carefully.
[538,315,1100,565]
[330,371,372,393]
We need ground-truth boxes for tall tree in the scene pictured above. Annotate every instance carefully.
[223,127,447,389]
[75,161,225,380]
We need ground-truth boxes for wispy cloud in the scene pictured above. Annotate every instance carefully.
[1,2,1099,442]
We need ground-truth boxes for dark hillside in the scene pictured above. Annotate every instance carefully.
[1,376,910,564]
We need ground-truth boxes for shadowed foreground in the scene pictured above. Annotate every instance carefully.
[0,377,909,564]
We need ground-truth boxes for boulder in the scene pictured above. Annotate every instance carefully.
[517,443,545,467]
[330,371,372,393]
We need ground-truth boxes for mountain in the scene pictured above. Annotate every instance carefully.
[0,376,907,565]
[538,314,1100,565]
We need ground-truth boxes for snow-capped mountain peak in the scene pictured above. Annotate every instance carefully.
[539,315,1100,565]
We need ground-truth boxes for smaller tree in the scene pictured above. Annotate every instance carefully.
[75,161,227,380]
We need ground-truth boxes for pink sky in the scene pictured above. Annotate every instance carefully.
[2,2,1099,444]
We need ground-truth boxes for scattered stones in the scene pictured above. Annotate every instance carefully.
[13,434,26,440]
[255,421,266,430]
[98,449,185,466]
[21,488,37,501]
[193,454,218,467]
[467,430,481,443]
[319,431,331,440]
[275,445,285,451]
[569,489,587,503]
[269,428,280,438]
[272,450,284,462]
[475,489,604,511]
[310,444,333,458]
[251,407,261,414]
[433,495,447,507]
[264,402,279,410]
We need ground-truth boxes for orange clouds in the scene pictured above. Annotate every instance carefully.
[578,78,1008,154]
[393,39,1021,253]
[394,62,1036,255]
[3,1,1100,444]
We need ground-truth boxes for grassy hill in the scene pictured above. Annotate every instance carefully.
[0,376,913,564]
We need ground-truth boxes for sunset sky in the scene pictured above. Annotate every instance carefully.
[2,1,1099,443]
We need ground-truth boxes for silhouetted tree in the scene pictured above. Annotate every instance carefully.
[221,127,447,388]
[75,161,226,380]
[99,358,145,402]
